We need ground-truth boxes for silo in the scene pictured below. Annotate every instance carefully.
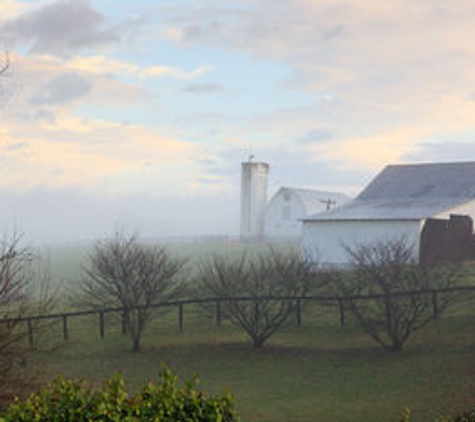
[240,158,269,242]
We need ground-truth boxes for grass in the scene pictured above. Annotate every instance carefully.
[12,242,475,421]
[19,298,475,422]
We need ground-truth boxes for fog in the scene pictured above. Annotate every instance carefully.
[0,188,239,246]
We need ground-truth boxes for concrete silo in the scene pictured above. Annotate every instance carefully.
[240,158,269,242]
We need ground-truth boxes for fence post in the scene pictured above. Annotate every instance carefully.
[296,299,302,327]
[432,291,439,319]
[338,299,345,326]
[62,315,68,341]
[216,301,222,327]
[99,312,105,339]
[27,319,34,348]
[178,303,183,331]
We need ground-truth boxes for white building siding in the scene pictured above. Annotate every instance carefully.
[301,220,423,265]
[265,187,350,240]
[240,162,269,241]
[265,193,305,239]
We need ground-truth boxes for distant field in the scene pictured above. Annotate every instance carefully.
[40,240,300,293]
[17,242,475,421]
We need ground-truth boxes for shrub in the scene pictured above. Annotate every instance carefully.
[79,231,186,352]
[335,236,461,351]
[195,249,322,348]
[0,367,239,421]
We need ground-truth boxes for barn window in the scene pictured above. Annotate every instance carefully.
[283,191,291,202]
[283,205,291,219]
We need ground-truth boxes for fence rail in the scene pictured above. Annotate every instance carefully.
[3,284,475,348]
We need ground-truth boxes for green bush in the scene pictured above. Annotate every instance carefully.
[0,367,239,421]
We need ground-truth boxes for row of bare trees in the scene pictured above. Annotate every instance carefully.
[76,232,320,351]
[77,232,463,353]
[0,230,465,395]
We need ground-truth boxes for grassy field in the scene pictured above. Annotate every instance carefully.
[23,298,475,421]
[15,242,475,421]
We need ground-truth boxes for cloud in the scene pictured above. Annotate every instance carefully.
[195,138,366,197]
[140,64,212,79]
[0,117,201,193]
[4,53,150,110]
[159,0,475,167]
[297,129,334,144]
[0,0,119,56]
[182,83,225,94]
[57,55,212,82]
[0,0,25,19]
[31,72,93,105]
[403,138,475,163]
[65,55,139,75]
[5,142,27,151]
[34,109,56,123]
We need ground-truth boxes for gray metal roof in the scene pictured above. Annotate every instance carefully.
[273,186,350,216]
[304,162,475,221]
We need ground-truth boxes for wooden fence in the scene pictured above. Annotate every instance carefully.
[3,284,475,348]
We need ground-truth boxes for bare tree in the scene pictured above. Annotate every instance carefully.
[80,232,185,352]
[335,236,461,351]
[196,249,321,348]
[0,232,55,401]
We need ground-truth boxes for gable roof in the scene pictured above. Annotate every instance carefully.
[271,186,350,216]
[304,161,475,221]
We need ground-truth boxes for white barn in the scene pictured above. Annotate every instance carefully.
[302,162,475,265]
[265,187,350,241]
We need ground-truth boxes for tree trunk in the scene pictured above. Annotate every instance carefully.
[252,336,265,348]
[132,334,141,352]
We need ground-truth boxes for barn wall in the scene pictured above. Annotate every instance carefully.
[264,191,305,240]
[301,220,423,265]
[420,215,475,263]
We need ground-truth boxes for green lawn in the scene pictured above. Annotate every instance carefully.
[17,242,475,421]
[20,297,475,422]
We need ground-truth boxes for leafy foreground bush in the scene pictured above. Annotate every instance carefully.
[0,367,239,421]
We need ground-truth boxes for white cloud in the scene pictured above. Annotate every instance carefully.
[0,0,26,19]
[0,0,120,56]
[31,72,93,104]
[159,0,475,169]
[0,113,203,193]
[140,64,212,79]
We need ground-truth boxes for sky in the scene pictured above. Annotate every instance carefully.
[1,0,475,244]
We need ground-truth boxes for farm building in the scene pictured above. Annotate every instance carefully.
[264,187,350,240]
[240,159,269,242]
[302,161,475,265]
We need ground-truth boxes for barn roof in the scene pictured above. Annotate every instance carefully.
[304,161,475,221]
